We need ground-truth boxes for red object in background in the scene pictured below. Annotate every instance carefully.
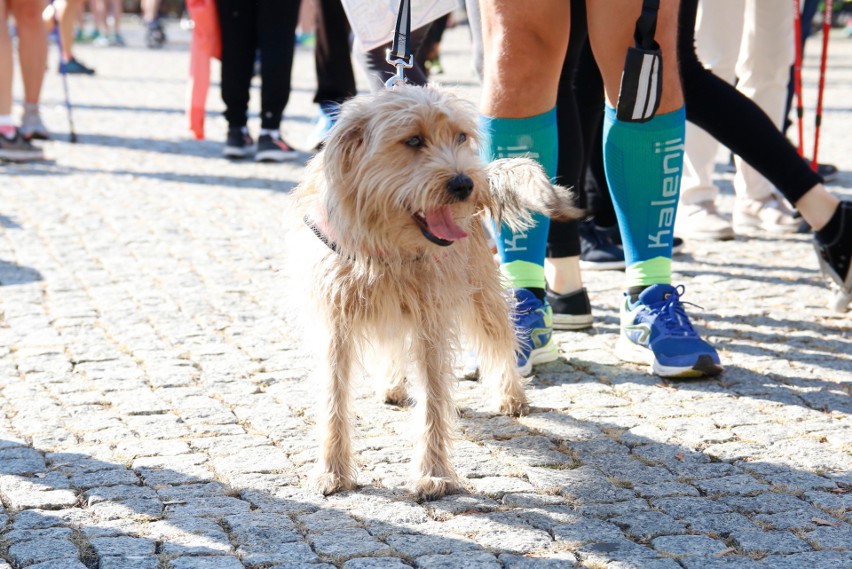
[186,0,222,140]
[812,0,832,170]
[792,0,805,157]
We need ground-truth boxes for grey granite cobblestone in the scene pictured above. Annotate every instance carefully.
[0,19,850,569]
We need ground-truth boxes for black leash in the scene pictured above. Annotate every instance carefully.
[385,0,414,89]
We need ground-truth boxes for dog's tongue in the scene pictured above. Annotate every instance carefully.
[424,206,468,241]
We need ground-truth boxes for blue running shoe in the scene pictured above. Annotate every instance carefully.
[306,101,340,152]
[513,288,558,376]
[617,284,722,378]
[59,57,95,75]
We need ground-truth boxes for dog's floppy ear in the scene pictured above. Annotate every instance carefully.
[321,105,370,184]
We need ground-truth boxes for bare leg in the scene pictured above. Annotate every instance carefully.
[141,0,160,21]
[545,256,583,295]
[587,0,683,113]
[298,0,315,35]
[109,0,121,34]
[480,0,570,117]
[795,184,840,231]
[10,0,48,106]
[0,0,12,116]
[91,0,106,35]
[59,0,85,61]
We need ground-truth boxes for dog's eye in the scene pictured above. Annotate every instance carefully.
[457,133,467,143]
[405,135,424,148]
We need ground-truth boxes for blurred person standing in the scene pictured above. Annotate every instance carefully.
[1,0,47,160]
[216,0,300,162]
[677,0,799,240]
[142,0,166,48]
[57,0,96,73]
[90,0,125,46]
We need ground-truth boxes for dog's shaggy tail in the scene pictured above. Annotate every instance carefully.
[485,157,584,232]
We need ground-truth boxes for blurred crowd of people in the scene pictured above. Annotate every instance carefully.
[2,0,850,376]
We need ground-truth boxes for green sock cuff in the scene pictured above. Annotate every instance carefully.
[625,257,672,288]
[500,260,546,290]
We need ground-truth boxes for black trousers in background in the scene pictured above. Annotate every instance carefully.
[314,0,356,105]
[216,0,300,130]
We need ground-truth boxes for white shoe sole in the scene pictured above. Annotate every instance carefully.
[517,339,558,377]
[256,150,298,163]
[223,147,252,159]
[552,313,593,330]
[733,218,800,234]
[675,229,734,241]
[615,335,722,379]
[0,150,43,162]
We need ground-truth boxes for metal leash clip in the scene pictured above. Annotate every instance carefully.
[385,0,412,90]
[385,51,413,89]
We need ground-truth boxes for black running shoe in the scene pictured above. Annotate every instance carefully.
[224,127,253,159]
[146,19,166,49]
[814,201,852,294]
[256,133,298,163]
[0,129,44,162]
[547,287,593,331]
[579,221,625,271]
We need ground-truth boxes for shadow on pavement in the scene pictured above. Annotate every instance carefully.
[0,395,849,568]
[0,214,22,229]
[72,134,230,160]
[0,260,43,287]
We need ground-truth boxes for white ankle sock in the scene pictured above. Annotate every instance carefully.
[0,115,15,138]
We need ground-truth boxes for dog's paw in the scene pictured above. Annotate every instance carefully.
[312,471,356,496]
[383,383,410,407]
[413,476,460,501]
[500,394,529,417]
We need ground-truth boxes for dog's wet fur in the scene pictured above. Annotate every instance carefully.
[289,84,580,499]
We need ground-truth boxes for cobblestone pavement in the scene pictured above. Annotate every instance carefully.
[1,18,851,569]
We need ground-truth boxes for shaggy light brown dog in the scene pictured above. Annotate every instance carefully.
[290,84,579,500]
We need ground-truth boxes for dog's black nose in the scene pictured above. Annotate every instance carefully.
[447,175,473,201]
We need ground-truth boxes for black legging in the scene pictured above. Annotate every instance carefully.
[547,0,822,259]
[546,0,592,259]
[679,0,822,206]
[314,0,357,106]
[216,0,300,130]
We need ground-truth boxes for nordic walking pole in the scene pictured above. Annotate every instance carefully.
[812,0,832,171]
[48,0,78,143]
[792,0,805,157]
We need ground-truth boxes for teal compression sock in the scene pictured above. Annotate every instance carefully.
[480,109,557,290]
[602,105,685,287]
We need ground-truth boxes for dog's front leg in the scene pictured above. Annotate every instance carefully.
[466,287,529,417]
[313,330,358,495]
[410,329,460,500]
